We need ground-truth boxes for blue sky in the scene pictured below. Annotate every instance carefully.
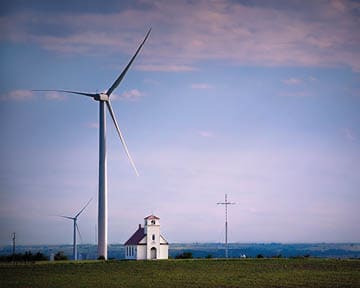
[0,0,359,245]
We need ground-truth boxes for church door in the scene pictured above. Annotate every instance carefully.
[150,247,157,259]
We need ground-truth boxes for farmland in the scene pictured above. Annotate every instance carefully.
[1,258,359,288]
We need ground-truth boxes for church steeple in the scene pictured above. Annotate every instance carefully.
[144,214,160,231]
[144,215,161,259]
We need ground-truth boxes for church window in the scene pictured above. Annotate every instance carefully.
[151,220,155,224]
[152,234,155,241]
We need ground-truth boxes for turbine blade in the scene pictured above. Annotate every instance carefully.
[59,215,74,220]
[76,223,83,244]
[106,100,139,176]
[33,89,96,98]
[106,28,151,96]
[75,198,93,218]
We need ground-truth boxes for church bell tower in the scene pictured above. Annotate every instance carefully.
[144,215,161,259]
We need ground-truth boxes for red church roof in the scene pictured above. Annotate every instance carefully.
[144,214,160,220]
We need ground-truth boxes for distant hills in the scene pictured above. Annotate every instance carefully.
[1,243,359,260]
[169,243,360,259]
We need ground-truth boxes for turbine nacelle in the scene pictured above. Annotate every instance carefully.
[94,93,109,102]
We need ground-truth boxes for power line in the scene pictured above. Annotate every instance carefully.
[217,194,235,258]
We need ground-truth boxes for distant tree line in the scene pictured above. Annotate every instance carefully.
[172,252,315,260]
[175,252,193,259]
[0,251,69,262]
[0,251,48,262]
[53,251,68,261]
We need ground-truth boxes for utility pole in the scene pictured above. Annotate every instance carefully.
[217,194,235,258]
[12,232,16,262]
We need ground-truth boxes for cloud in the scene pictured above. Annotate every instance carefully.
[283,78,302,85]
[1,90,34,101]
[136,64,196,72]
[44,91,67,101]
[1,1,360,71]
[198,130,214,138]
[86,122,99,129]
[279,91,310,97]
[344,128,356,141]
[280,75,318,97]
[191,83,213,89]
[2,90,69,101]
[113,89,144,101]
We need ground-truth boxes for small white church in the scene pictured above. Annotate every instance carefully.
[124,215,168,260]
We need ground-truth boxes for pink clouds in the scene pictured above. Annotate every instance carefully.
[191,83,213,89]
[1,90,34,101]
[198,130,214,138]
[1,90,68,101]
[280,75,320,97]
[86,122,99,129]
[1,0,360,71]
[112,89,144,101]
[44,91,67,101]
[137,64,196,72]
[283,78,303,85]
[279,91,310,97]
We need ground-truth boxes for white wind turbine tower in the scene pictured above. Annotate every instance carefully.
[36,29,151,259]
[60,198,92,260]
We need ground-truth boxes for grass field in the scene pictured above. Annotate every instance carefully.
[1,258,359,288]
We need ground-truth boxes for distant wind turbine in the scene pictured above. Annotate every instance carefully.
[60,198,92,260]
[217,194,235,258]
[35,29,151,259]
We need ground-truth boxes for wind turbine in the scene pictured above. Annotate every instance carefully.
[36,29,151,259]
[60,198,92,260]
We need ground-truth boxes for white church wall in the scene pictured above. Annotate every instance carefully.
[139,236,147,244]
[137,245,147,260]
[160,244,168,259]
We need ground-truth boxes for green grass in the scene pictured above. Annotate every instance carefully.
[1,258,359,288]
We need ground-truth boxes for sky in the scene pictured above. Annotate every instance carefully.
[0,0,359,246]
